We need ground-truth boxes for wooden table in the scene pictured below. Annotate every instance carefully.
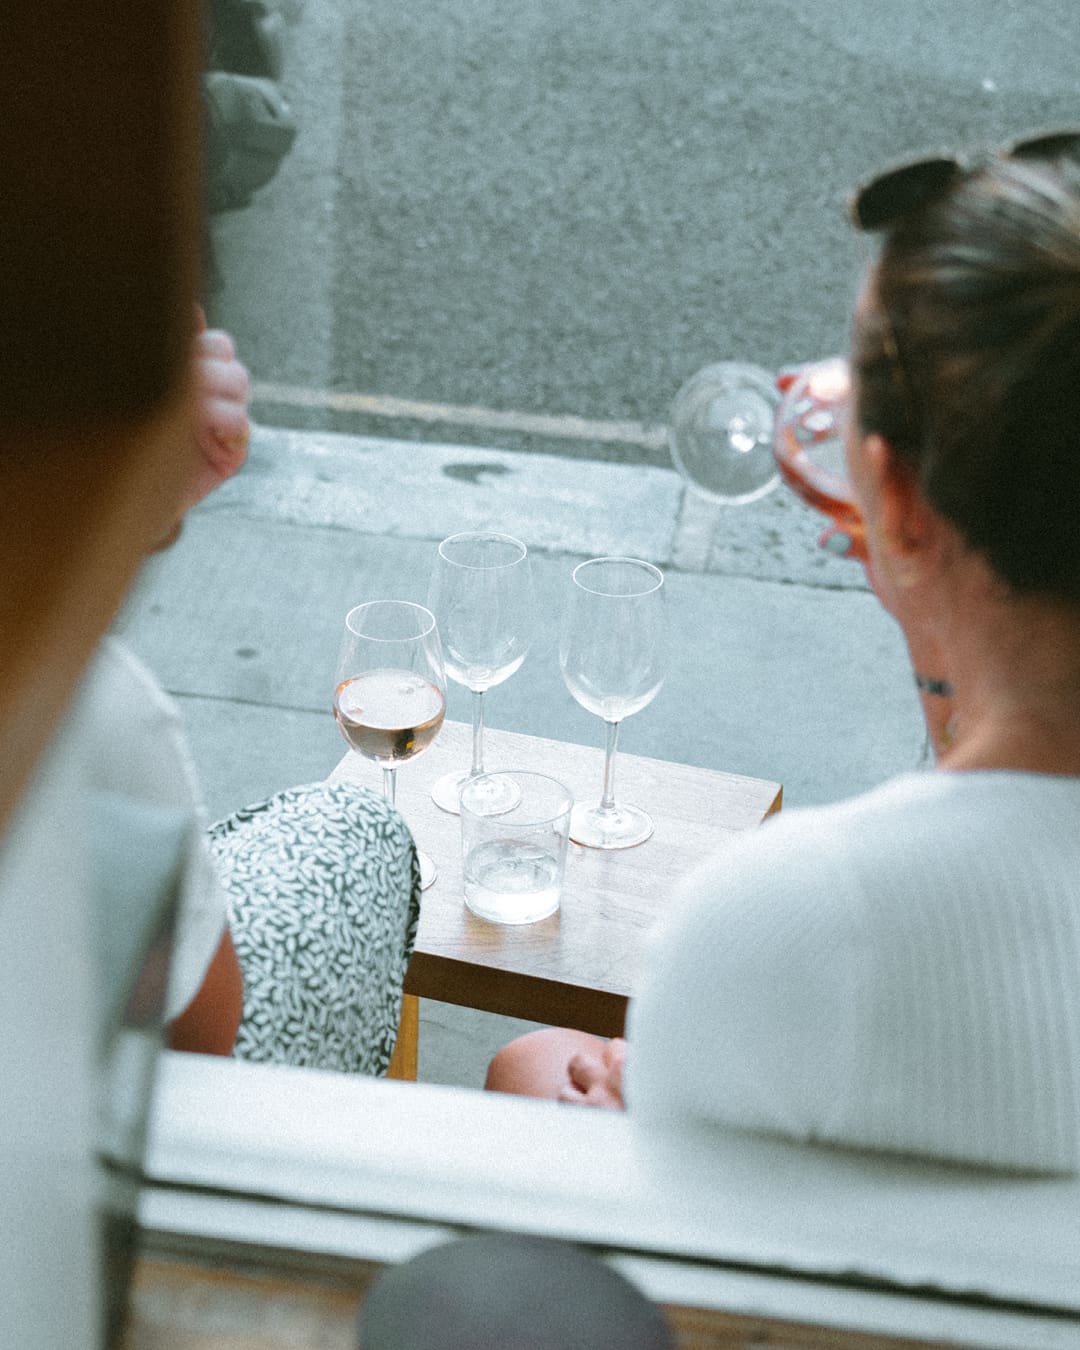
[329,721,781,1074]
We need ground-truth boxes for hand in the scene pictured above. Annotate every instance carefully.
[188,315,250,510]
[557,1037,627,1110]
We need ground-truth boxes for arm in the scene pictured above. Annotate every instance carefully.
[166,925,243,1055]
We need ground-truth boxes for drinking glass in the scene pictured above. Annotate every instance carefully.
[559,557,666,848]
[333,600,446,889]
[427,531,533,815]
[460,771,573,925]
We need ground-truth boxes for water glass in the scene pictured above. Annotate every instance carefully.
[460,771,572,924]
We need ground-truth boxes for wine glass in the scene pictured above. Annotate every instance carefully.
[333,601,446,889]
[669,356,869,561]
[426,531,533,815]
[559,557,666,848]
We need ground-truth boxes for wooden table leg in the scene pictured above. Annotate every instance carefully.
[386,993,419,1081]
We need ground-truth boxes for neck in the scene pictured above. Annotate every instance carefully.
[934,579,1080,776]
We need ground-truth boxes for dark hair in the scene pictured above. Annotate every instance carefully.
[852,153,1080,602]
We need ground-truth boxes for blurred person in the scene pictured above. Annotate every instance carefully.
[487,137,1080,1173]
[0,8,206,1346]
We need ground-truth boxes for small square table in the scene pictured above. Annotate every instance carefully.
[329,721,782,1076]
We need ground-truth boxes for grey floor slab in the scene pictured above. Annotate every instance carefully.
[221,425,683,565]
[208,423,865,589]
[122,426,926,800]
[162,698,342,824]
[416,1003,543,1092]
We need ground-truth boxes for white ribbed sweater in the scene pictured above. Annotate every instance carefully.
[625,771,1080,1172]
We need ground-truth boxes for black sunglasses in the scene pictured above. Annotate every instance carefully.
[850,129,1080,232]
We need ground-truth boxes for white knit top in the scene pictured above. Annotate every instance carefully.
[625,771,1080,1172]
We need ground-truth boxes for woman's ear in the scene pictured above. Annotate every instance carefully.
[861,432,939,575]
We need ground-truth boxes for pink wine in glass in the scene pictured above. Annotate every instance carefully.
[334,669,446,765]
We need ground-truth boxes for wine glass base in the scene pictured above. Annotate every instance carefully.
[431,770,467,815]
[418,850,437,890]
[569,801,654,850]
[431,769,522,816]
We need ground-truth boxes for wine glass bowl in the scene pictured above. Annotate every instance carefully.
[333,668,444,765]
[427,531,533,814]
[668,361,781,505]
[559,557,666,849]
[334,600,446,888]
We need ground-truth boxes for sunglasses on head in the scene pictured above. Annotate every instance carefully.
[850,129,1080,232]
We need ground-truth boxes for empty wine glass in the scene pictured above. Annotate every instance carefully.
[334,600,446,888]
[559,557,666,848]
[427,531,533,815]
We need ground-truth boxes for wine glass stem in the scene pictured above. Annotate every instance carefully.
[600,719,621,811]
[470,687,486,778]
[382,766,397,807]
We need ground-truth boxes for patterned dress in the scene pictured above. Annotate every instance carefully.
[86,637,419,1076]
[211,782,419,1075]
